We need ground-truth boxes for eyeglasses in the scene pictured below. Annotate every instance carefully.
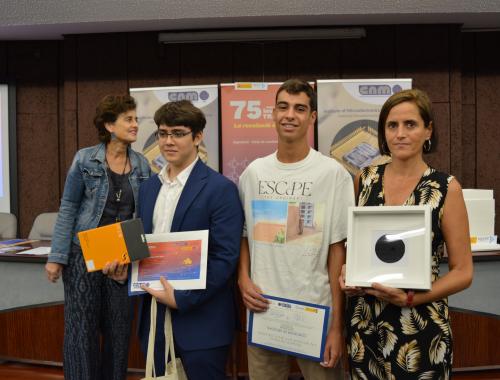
[155,130,192,140]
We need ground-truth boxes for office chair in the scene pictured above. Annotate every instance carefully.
[28,212,58,240]
[0,212,17,238]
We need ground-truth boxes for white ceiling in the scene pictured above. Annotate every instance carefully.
[1,0,500,40]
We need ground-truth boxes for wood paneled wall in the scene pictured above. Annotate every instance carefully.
[2,25,498,237]
[1,24,500,373]
[0,25,500,236]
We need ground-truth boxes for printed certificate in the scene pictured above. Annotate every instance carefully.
[129,230,208,295]
[248,295,330,362]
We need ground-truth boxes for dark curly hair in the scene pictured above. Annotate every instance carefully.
[94,94,137,143]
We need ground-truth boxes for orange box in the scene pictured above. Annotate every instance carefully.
[78,219,150,272]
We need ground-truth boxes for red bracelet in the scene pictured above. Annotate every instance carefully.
[406,290,415,308]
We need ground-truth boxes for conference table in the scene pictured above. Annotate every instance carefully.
[0,241,499,373]
[442,253,500,317]
[0,240,144,371]
[0,241,63,312]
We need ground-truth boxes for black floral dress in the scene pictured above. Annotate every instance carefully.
[346,164,454,380]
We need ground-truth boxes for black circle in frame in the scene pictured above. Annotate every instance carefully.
[375,235,405,263]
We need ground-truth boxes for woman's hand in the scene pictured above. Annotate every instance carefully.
[338,264,365,297]
[364,283,408,307]
[102,260,128,282]
[45,262,63,283]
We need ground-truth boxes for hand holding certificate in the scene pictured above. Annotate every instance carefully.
[129,230,208,295]
[248,295,330,362]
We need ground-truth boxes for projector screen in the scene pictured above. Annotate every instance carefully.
[0,82,16,214]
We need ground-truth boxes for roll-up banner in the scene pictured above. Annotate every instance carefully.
[130,85,219,172]
[220,82,314,184]
[317,79,412,176]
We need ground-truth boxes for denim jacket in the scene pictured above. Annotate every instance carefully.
[49,143,151,265]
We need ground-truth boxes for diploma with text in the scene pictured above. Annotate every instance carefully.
[248,295,330,362]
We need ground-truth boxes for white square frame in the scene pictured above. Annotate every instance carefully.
[346,205,432,290]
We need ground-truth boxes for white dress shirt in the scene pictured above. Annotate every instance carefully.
[152,157,198,234]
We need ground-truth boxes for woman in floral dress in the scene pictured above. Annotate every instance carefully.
[341,89,473,379]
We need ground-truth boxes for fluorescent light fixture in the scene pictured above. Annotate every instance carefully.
[158,27,365,44]
[461,27,500,33]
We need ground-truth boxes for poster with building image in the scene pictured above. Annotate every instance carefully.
[130,85,219,172]
[317,79,412,176]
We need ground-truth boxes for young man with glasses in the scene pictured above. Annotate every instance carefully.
[137,100,244,379]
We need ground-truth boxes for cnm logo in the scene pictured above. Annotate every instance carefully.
[359,84,402,96]
[168,91,199,102]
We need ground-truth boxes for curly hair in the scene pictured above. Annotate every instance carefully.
[94,94,137,143]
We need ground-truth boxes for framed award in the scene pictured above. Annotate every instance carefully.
[346,205,432,290]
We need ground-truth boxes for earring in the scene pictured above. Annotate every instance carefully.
[424,139,432,152]
[110,132,117,140]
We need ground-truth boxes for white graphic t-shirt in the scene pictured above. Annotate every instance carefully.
[239,148,354,310]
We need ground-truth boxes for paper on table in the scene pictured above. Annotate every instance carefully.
[0,246,30,253]
[16,246,51,255]
[0,238,39,248]
[471,243,500,252]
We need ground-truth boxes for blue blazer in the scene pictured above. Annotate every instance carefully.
[137,160,244,358]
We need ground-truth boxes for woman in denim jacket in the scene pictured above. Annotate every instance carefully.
[45,94,151,380]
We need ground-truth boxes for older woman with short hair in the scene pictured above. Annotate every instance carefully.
[45,94,151,380]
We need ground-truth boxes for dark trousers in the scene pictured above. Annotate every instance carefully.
[141,303,229,380]
[62,243,132,380]
[176,344,229,380]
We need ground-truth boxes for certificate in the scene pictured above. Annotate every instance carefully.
[248,295,330,362]
[129,230,208,295]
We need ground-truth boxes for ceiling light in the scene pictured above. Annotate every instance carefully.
[158,27,366,44]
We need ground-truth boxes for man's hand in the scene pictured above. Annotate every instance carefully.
[141,276,178,309]
[320,328,343,368]
[338,264,365,297]
[45,262,63,283]
[102,260,128,281]
[238,275,269,312]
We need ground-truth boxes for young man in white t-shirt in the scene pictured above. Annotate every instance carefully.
[238,79,354,380]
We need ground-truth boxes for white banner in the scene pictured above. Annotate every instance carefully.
[317,79,412,176]
[130,85,219,172]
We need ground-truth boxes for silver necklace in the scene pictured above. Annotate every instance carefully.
[106,153,129,203]
[115,155,128,203]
